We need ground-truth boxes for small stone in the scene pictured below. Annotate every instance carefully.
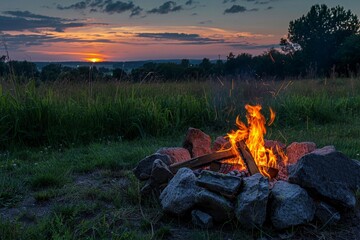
[195,189,234,222]
[235,173,269,228]
[286,142,316,165]
[133,153,171,181]
[191,210,214,229]
[160,168,201,215]
[150,159,174,185]
[196,170,242,198]
[270,181,315,229]
[156,147,191,164]
[183,128,212,157]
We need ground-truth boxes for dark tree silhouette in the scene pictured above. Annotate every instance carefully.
[281,4,359,76]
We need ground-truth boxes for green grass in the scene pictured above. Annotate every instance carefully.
[0,77,360,239]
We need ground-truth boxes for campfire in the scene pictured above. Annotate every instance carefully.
[170,104,286,179]
[133,104,360,230]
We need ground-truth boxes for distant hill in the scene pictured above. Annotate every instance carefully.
[34,59,205,72]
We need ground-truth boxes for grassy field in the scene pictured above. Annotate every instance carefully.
[0,77,360,239]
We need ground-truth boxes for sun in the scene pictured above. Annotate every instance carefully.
[86,57,102,63]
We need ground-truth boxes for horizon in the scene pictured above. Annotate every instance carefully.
[1,0,360,62]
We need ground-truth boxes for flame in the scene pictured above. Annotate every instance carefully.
[224,104,284,178]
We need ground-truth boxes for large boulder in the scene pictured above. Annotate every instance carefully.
[195,189,234,222]
[288,146,360,208]
[183,128,212,157]
[270,181,315,229]
[133,153,171,180]
[196,170,242,198]
[160,168,201,215]
[156,147,191,164]
[235,173,269,228]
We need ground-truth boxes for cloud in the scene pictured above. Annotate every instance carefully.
[198,20,213,25]
[104,1,135,14]
[147,1,183,14]
[223,0,238,3]
[57,1,88,10]
[57,0,143,17]
[137,32,224,45]
[224,5,247,14]
[1,33,113,50]
[266,6,273,10]
[0,11,96,32]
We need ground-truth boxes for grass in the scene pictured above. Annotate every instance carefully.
[0,77,360,239]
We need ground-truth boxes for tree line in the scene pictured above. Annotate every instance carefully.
[1,4,360,83]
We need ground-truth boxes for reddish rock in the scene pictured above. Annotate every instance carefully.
[156,147,191,164]
[212,136,231,152]
[183,128,212,157]
[286,142,316,165]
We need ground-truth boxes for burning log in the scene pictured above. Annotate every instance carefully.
[169,140,278,178]
[236,141,259,176]
[169,149,236,174]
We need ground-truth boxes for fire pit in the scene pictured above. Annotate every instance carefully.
[133,104,360,230]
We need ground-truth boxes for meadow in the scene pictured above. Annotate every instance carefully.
[0,77,360,239]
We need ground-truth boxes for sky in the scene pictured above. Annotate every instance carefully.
[0,0,360,62]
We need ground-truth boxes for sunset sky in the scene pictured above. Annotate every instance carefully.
[1,0,360,62]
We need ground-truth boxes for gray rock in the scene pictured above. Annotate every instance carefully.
[156,147,191,164]
[315,202,340,226]
[270,181,315,229]
[288,147,360,208]
[196,170,242,198]
[150,159,174,185]
[235,173,269,228]
[286,142,316,165]
[160,168,201,215]
[191,210,214,228]
[133,153,171,181]
[183,127,212,157]
[312,145,336,155]
[195,189,234,222]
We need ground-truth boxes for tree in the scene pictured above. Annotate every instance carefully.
[335,35,360,76]
[281,4,359,75]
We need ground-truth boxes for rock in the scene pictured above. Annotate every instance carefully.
[288,147,360,208]
[183,128,212,157]
[212,136,231,152]
[312,145,336,155]
[286,142,316,165]
[315,202,340,226]
[150,159,174,185]
[133,153,171,181]
[191,210,214,229]
[270,181,315,229]
[160,168,201,215]
[196,170,242,198]
[235,173,269,228]
[195,189,234,222]
[156,147,191,164]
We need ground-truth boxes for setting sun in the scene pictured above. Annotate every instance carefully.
[85,57,103,63]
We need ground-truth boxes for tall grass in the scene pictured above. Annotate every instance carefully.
[0,77,360,149]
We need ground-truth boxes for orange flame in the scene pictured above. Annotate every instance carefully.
[224,104,282,178]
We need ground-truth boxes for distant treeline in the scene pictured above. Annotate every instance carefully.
[1,4,360,82]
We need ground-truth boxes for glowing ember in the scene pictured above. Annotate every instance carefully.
[223,104,286,178]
